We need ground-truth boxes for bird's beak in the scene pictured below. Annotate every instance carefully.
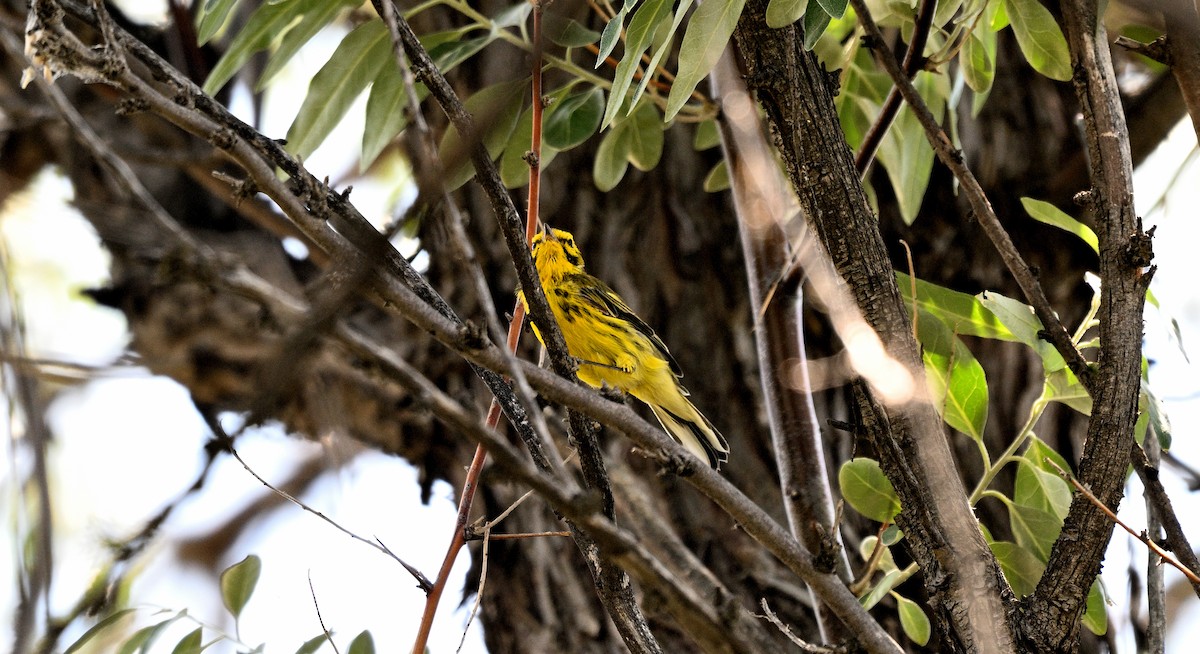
[540,223,557,241]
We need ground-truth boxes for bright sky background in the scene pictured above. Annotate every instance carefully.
[2,2,1200,653]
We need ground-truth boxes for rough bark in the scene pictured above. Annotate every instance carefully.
[733,3,1016,651]
[1017,1,1152,651]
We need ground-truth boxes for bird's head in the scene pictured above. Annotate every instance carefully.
[531,224,586,273]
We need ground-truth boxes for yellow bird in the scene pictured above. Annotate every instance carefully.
[518,225,729,469]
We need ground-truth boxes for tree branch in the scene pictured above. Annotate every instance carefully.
[710,46,851,643]
[734,2,1016,650]
[1019,0,1153,649]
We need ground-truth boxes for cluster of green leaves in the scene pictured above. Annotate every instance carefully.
[840,200,1179,636]
[63,556,372,654]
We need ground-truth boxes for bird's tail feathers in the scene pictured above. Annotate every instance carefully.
[649,403,730,469]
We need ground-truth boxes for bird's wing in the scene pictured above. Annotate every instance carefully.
[574,275,683,377]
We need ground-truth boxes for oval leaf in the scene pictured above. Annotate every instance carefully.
[627,100,664,171]
[989,540,1046,597]
[839,458,901,522]
[65,608,139,654]
[1020,197,1098,253]
[220,554,262,620]
[703,159,730,192]
[1003,0,1072,81]
[895,594,931,646]
[347,630,376,654]
[1082,577,1107,635]
[896,272,1016,341]
[593,122,632,191]
[665,0,748,120]
[544,14,602,47]
[766,0,808,28]
[813,0,847,20]
[170,627,203,654]
[196,0,239,45]
[203,1,299,94]
[296,633,333,654]
[258,0,359,90]
[438,79,528,191]
[544,88,605,150]
[286,21,392,160]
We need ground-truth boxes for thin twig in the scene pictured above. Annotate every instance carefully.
[227,445,433,590]
[1045,458,1200,585]
[1130,444,1200,597]
[854,0,938,174]
[758,599,847,653]
[307,573,342,654]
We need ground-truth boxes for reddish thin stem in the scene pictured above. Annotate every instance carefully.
[411,9,545,651]
[410,305,526,654]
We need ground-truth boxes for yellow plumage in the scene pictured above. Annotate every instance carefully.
[517,226,729,469]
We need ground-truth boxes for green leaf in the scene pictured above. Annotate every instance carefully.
[839,458,901,522]
[703,159,730,192]
[693,119,720,150]
[119,611,188,654]
[918,310,989,441]
[196,0,239,45]
[500,99,562,188]
[857,536,898,571]
[858,569,903,609]
[1021,197,1098,253]
[877,70,946,224]
[602,0,673,129]
[630,0,695,109]
[802,4,832,49]
[626,101,664,170]
[1003,0,1072,81]
[286,21,392,160]
[361,31,490,167]
[1082,577,1108,634]
[894,594,931,646]
[766,0,808,28]
[593,121,633,191]
[665,0,747,120]
[1025,436,1073,477]
[203,1,299,94]
[896,273,1016,341]
[117,625,158,654]
[813,0,848,20]
[989,540,1045,596]
[1009,502,1062,562]
[347,631,376,654]
[544,88,605,150]
[1045,367,1092,415]
[170,628,203,654]
[362,62,411,167]
[1144,383,1172,451]
[220,555,262,620]
[544,14,602,47]
[491,2,532,29]
[962,25,996,95]
[990,0,1010,31]
[597,10,627,66]
[65,608,139,654]
[437,79,527,191]
[296,633,332,654]
[977,290,1067,372]
[1015,458,1071,520]
[258,0,358,90]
